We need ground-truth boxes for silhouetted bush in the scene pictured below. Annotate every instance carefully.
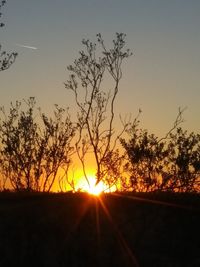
[121,123,200,192]
[0,97,75,191]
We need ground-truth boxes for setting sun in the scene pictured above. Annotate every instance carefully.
[76,175,105,196]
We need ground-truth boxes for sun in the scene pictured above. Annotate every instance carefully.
[87,177,104,196]
[76,175,105,196]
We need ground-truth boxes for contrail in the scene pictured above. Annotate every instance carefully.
[15,43,38,50]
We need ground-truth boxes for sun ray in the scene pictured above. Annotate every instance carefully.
[55,195,91,254]
[95,198,101,244]
[98,196,139,267]
[112,192,199,211]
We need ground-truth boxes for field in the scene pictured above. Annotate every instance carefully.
[0,192,200,267]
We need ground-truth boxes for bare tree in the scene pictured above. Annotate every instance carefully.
[65,33,132,188]
[0,0,17,71]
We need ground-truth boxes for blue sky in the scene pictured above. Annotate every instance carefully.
[1,0,200,135]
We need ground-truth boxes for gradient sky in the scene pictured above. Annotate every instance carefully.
[1,0,200,136]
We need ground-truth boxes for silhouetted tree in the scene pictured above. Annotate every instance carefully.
[0,97,75,191]
[65,33,131,188]
[0,0,17,71]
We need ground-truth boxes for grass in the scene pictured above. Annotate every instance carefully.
[0,191,200,267]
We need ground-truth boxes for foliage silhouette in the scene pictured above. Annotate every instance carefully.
[0,97,75,191]
[121,109,200,192]
[0,1,17,71]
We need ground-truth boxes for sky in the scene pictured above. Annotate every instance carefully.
[1,0,200,136]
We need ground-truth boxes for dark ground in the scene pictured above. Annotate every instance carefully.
[0,191,200,267]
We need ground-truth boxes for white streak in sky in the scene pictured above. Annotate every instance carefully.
[15,43,38,50]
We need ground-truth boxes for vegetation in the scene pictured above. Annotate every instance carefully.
[65,33,131,188]
[0,0,17,71]
[0,102,200,192]
[121,109,200,192]
[0,98,75,191]
[0,33,199,193]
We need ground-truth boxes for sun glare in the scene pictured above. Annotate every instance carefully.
[77,175,106,196]
[87,178,104,195]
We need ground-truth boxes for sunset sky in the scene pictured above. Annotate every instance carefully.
[1,0,200,136]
